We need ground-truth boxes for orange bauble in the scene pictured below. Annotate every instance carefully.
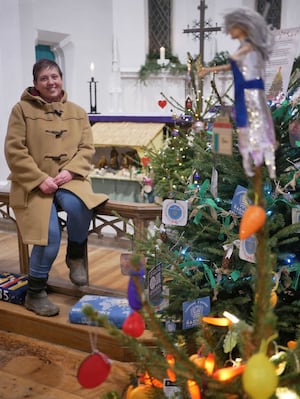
[287,340,297,350]
[239,205,266,240]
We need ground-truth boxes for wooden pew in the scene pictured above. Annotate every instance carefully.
[0,191,161,296]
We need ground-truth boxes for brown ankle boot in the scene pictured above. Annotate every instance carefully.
[25,276,59,317]
[66,240,88,286]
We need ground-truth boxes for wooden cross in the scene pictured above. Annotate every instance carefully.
[183,0,221,114]
[183,0,221,63]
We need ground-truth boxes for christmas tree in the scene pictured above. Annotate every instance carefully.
[82,56,300,398]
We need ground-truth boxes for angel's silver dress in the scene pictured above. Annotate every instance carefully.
[230,50,276,178]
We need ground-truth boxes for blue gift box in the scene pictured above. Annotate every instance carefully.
[69,295,132,328]
[0,272,28,304]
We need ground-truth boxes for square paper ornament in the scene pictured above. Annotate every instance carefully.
[212,115,233,155]
[182,296,210,330]
[231,185,249,217]
[162,199,188,226]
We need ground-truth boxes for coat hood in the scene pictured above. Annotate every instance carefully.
[21,87,67,104]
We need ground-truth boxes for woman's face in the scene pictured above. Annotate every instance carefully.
[228,25,248,40]
[34,66,63,102]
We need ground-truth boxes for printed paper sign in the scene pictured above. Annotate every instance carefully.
[292,207,300,232]
[239,236,256,263]
[165,318,177,333]
[182,296,210,330]
[148,263,163,306]
[162,199,188,226]
[163,379,181,398]
[265,27,300,98]
[231,185,249,217]
[212,116,233,155]
[210,166,218,198]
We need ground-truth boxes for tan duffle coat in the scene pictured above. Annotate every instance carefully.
[5,88,108,245]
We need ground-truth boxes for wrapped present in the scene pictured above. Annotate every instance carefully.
[69,295,131,328]
[0,272,28,304]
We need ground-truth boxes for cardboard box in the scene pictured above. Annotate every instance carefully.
[0,272,28,304]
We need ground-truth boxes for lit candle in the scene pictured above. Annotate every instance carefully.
[187,379,201,399]
[166,353,176,382]
[142,371,163,388]
[212,365,245,381]
[204,352,215,376]
[90,62,95,78]
[160,46,165,61]
[202,316,232,327]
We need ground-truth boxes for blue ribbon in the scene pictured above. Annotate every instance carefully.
[230,59,264,128]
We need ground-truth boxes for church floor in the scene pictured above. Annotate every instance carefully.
[0,330,133,399]
[0,227,155,398]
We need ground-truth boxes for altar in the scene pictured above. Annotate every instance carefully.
[90,174,143,203]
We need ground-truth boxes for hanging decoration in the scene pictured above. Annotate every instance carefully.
[239,204,267,240]
[242,340,278,399]
[122,310,145,338]
[127,269,145,310]
[77,351,111,388]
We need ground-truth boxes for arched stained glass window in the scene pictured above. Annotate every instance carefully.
[257,0,282,29]
[148,0,171,55]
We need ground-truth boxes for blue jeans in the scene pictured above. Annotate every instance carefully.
[29,189,93,279]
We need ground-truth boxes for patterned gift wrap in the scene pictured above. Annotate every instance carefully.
[0,272,28,304]
[69,294,132,328]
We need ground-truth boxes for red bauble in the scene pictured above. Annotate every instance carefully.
[77,351,111,388]
[122,311,145,338]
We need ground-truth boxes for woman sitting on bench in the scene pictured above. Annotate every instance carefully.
[5,59,108,317]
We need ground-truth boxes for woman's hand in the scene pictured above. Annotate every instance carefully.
[198,64,230,78]
[39,177,58,194]
[53,170,74,186]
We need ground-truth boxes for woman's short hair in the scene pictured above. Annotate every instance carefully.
[33,59,63,81]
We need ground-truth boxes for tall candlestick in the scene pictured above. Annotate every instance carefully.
[160,46,165,61]
[88,62,98,113]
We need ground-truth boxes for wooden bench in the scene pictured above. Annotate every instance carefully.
[0,191,161,296]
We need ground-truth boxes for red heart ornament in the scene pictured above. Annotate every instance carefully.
[141,157,150,167]
[158,99,167,109]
